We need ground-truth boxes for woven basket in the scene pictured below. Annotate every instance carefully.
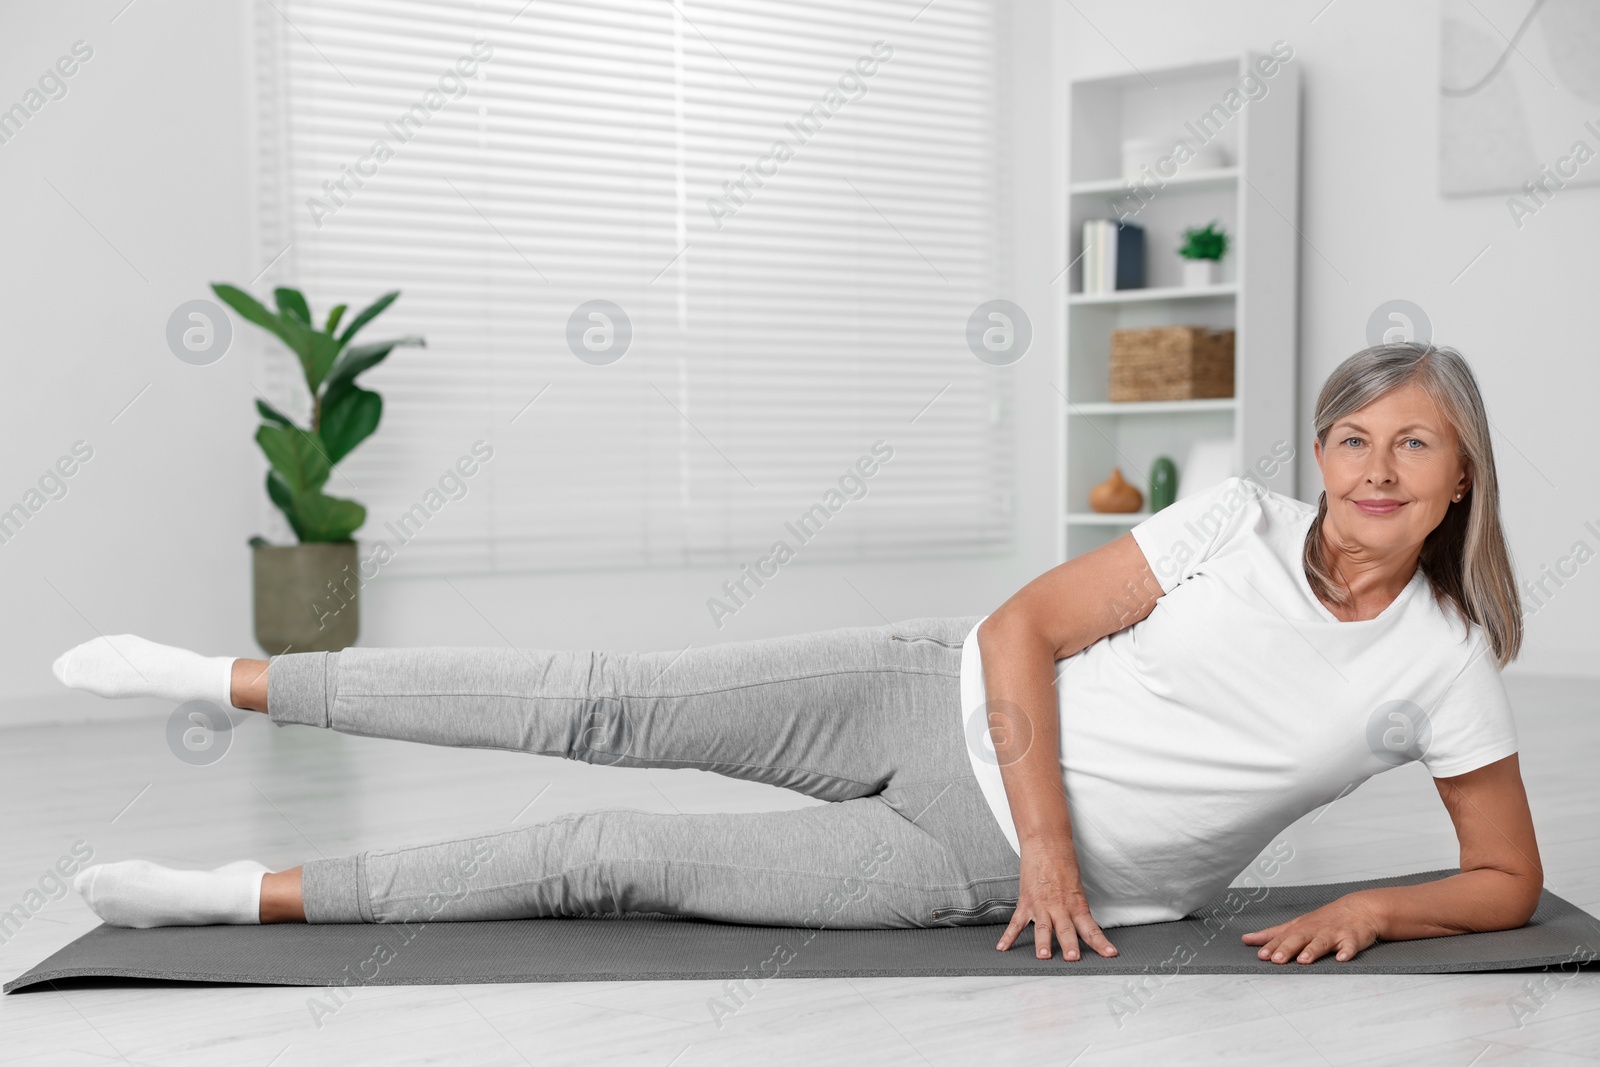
[1109,326,1235,402]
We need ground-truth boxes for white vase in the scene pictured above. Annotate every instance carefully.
[1121,135,1179,180]
[1182,259,1217,288]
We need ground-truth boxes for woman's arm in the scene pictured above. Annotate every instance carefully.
[979,532,1164,959]
[1243,753,1543,964]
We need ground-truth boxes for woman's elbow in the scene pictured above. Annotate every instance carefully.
[977,608,1031,653]
[1485,875,1543,930]
[1509,880,1543,928]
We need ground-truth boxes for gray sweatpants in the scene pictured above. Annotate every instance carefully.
[266,615,1025,928]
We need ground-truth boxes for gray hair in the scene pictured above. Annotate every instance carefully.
[1303,341,1522,667]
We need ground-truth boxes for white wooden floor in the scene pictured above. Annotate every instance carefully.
[3,673,1597,1066]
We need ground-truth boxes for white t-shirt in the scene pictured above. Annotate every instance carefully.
[957,475,1519,928]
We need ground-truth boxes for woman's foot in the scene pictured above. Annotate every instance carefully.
[52,635,236,708]
[74,859,271,928]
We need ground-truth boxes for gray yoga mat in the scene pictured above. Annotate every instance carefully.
[8,868,1598,992]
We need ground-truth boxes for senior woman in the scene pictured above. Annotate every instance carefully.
[57,340,1537,967]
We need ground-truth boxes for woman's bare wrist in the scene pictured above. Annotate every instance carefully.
[1018,828,1077,856]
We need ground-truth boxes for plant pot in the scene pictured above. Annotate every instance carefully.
[252,541,359,655]
[1182,259,1218,287]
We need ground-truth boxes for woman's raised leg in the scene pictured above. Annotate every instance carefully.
[262,617,983,804]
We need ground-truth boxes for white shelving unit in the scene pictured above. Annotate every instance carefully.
[1070,283,1239,305]
[1058,52,1301,563]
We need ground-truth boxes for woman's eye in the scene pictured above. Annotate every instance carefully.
[1341,436,1424,448]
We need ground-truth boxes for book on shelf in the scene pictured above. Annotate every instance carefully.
[1080,219,1144,293]
[1081,219,1107,293]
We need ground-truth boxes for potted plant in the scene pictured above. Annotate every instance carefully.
[1178,220,1228,287]
[211,283,424,655]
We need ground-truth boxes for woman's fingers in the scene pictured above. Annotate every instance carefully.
[995,906,1032,951]
[1260,933,1295,962]
[1057,910,1081,959]
[1295,935,1331,963]
[998,845,1116,962]
[1249,899,1381,964]
[994,902,1116,962]
[1018,912,1365,966]
[1256,931,1305,961]
[1033,916,1055,959]
[1072,907,1118,957]
[995,902,1068,959]
[1240,923,1285,945]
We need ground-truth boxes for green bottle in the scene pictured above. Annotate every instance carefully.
[1149,455,1178,513]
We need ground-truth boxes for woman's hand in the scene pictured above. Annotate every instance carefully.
[1241,894,1381,964]
[995,844,1118,961]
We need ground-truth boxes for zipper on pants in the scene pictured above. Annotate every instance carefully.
[932,897,1014,921]
[890,632,963,649]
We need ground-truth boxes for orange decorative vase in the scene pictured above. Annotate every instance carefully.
[1089,467,1144,513]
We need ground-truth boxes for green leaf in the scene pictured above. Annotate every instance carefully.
[322,336,424,407]
[256,424,331,494]
[319,386,382,465]
[212,284,341,389]
[211,283,276,329]
[263,312,319,389]
[265,473,365,543]
[212,283,297,353]
[265,470,308,541]
[325,303,348,336]
[231,303,336,395]
[275,287,312,325]
[293,490,366,542]
[337,291,400,349]
[1178,220,1227,261]
[305,330,343,394]
[255,398,295,427]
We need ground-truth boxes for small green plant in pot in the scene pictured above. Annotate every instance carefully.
[211,283,425,654]
[1178,219,1229,288]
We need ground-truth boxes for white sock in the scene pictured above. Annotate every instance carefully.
[74,859,270,928]
[52,634,236,709]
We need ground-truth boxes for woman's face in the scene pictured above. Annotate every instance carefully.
[1312,381,1470,558]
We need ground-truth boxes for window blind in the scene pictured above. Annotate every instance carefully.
[253,0,1014,575]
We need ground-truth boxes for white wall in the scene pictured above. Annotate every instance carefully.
[3,0,1590,725]
[0,0,1063,723]
[1056,0,1599,679]
[0,2,260,723]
